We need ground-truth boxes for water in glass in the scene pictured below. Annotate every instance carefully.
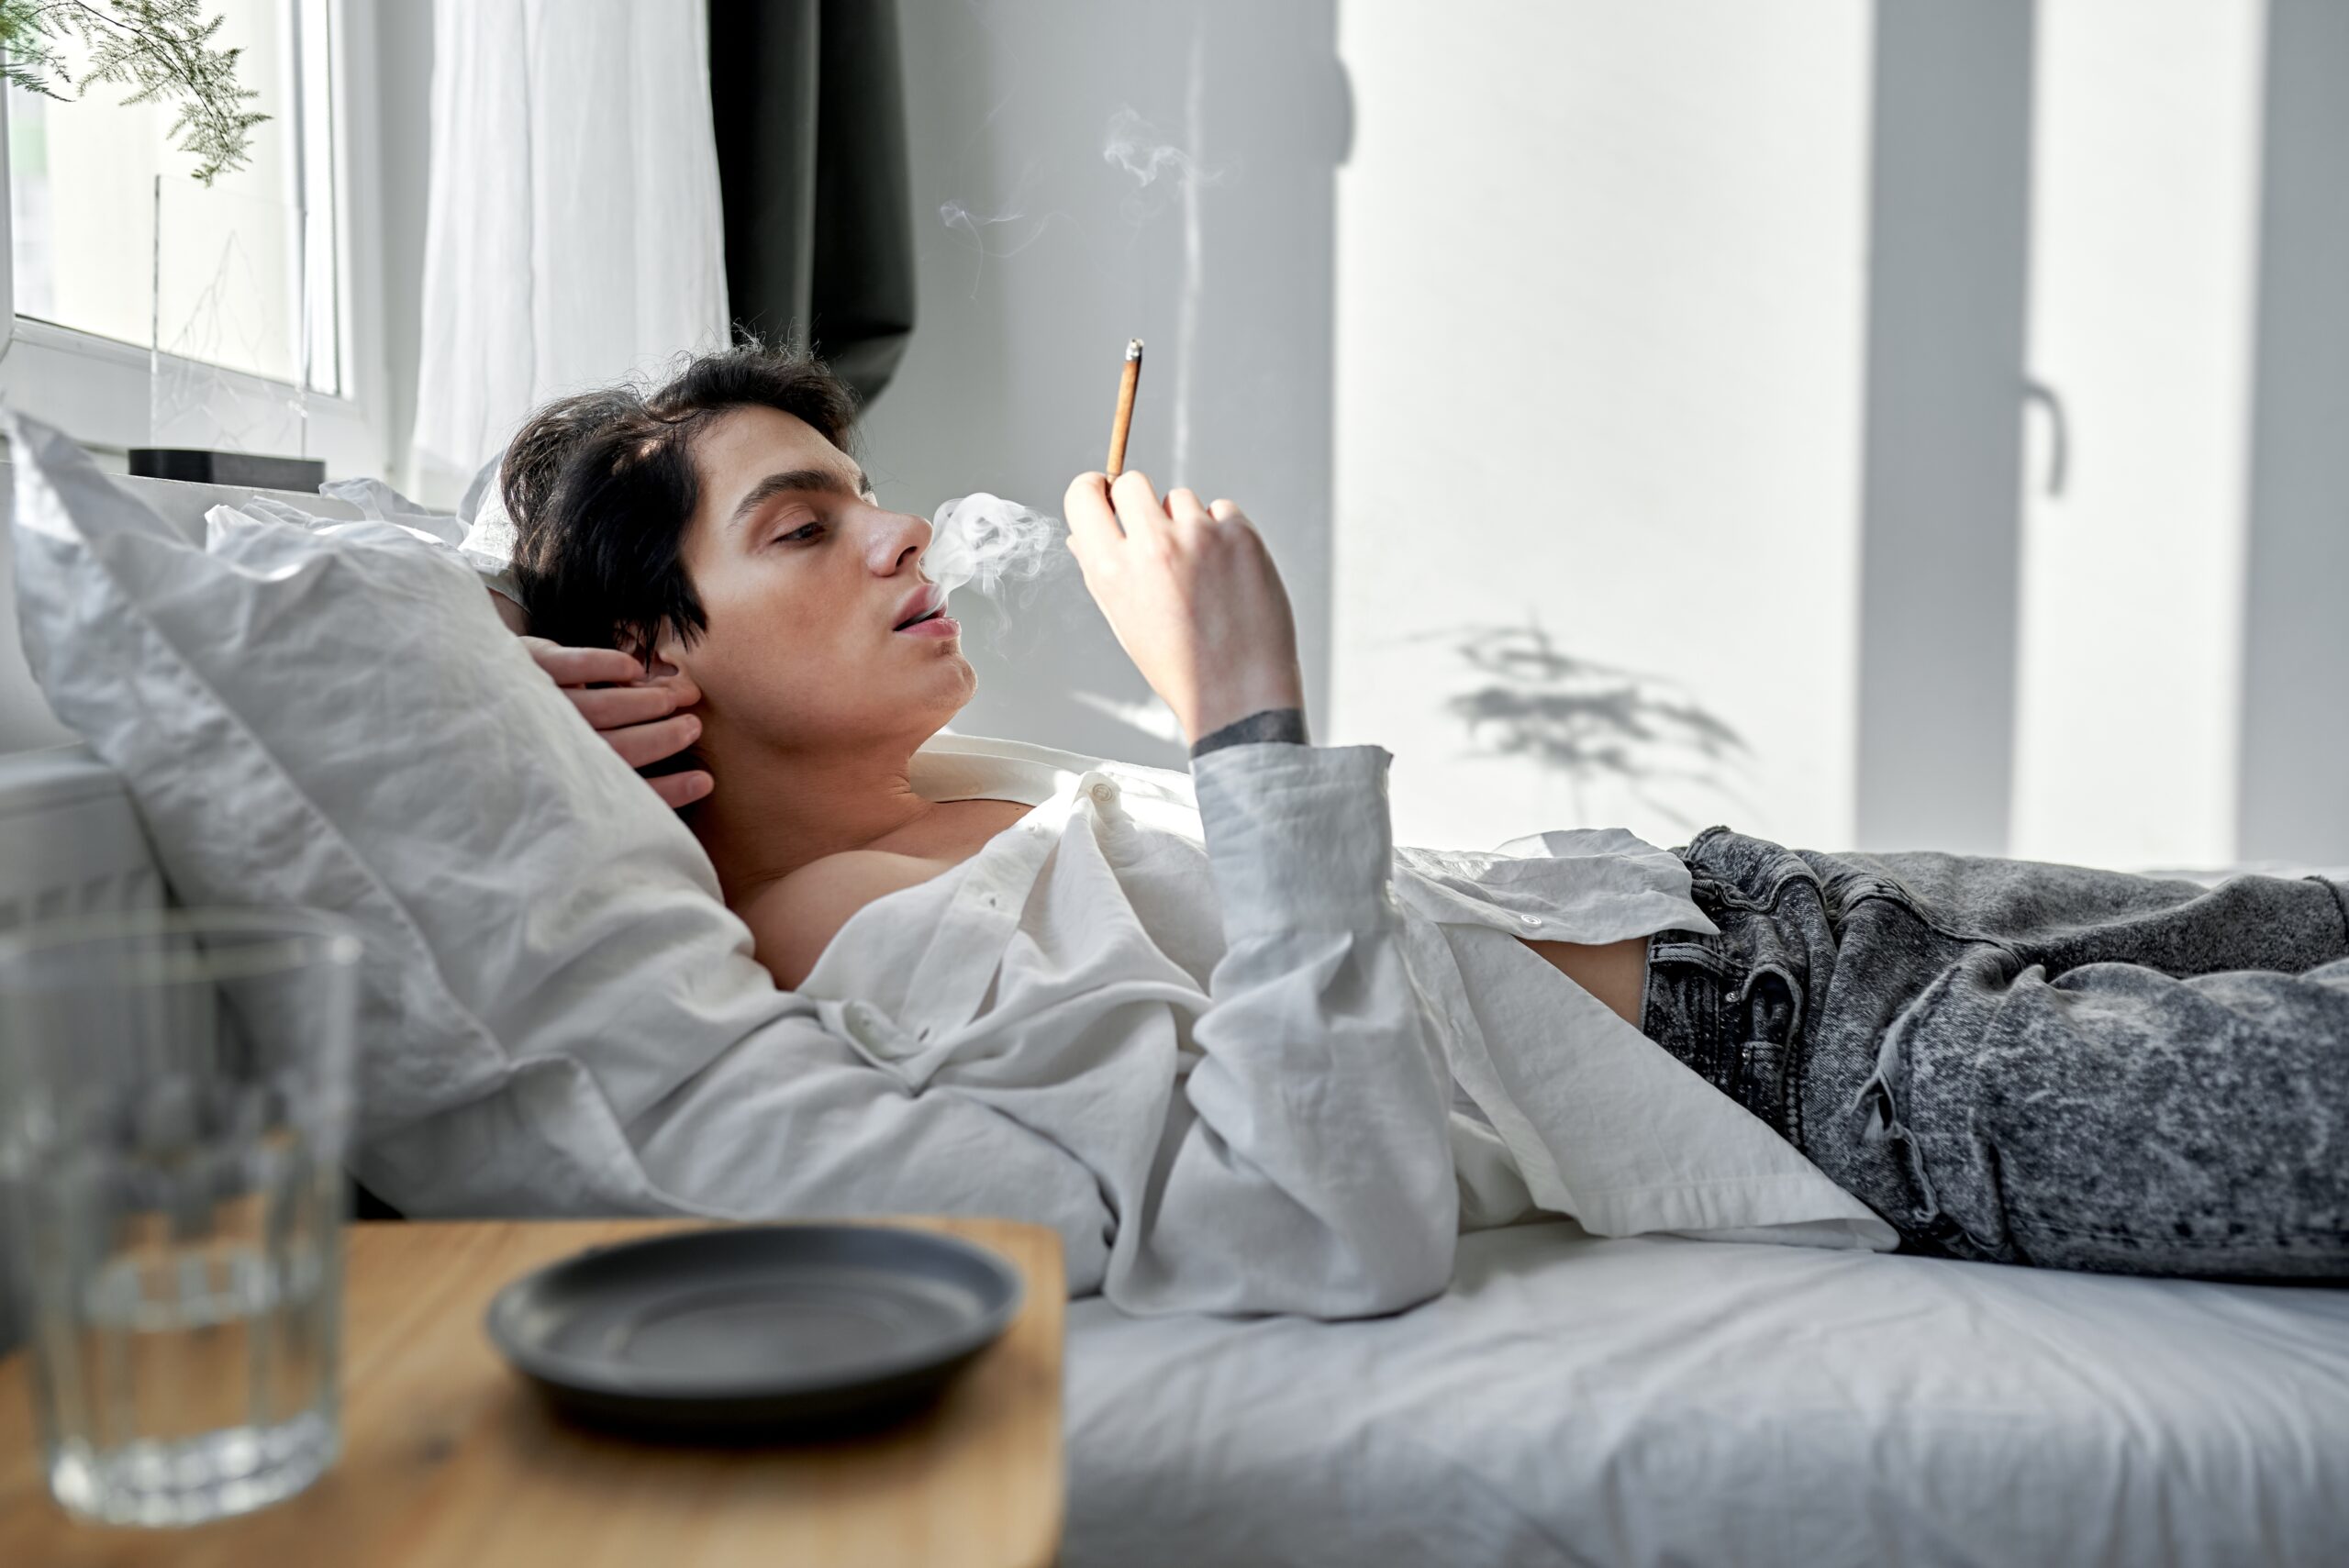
[0,909,359,1527]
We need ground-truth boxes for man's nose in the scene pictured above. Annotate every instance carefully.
[868,506,932,572]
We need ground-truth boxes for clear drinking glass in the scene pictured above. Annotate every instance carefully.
[0,908,361,1527]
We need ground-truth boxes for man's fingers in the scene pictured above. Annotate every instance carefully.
[524,639,645,688]
[1063,471,1122,560]
[566,682,679,731]
[1110,470,1167,545]
[1167,486,1211,530]
[605,712,702,770]
[649,770,715,810]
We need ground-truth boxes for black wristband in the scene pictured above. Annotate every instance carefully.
[1189,707,1310,759]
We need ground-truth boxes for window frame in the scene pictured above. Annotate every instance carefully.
[0,0,388,479]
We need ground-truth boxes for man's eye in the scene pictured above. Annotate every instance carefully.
[772,522,824,546]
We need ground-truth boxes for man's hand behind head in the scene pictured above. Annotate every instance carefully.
[517,636,713,810]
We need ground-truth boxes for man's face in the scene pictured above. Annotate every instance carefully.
[660,405,974,759]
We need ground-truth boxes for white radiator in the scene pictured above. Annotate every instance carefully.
[0,746,163,1352]
[0,746,162,929]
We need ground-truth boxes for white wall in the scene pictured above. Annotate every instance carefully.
[1330,2,1874,854]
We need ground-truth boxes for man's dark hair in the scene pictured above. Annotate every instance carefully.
[504,341,860,657]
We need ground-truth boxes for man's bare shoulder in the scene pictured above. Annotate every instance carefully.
[738,849,951,990]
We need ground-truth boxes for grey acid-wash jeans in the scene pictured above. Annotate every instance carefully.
[1639,828,2349,1278]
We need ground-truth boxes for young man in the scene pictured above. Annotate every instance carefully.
[492,343,2347,1314]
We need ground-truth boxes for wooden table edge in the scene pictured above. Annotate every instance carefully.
[1,1214,1068,1568]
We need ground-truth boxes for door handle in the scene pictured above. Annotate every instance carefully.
[2024,378,2069,497]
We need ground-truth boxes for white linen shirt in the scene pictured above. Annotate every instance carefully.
[785,731,1891,1319]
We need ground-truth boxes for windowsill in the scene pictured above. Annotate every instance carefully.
[0,452,363,532]
[0,317,384,479]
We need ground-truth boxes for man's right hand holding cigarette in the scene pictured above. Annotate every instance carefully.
[1063,470,1308,750]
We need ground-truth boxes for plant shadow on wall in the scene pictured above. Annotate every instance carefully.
[1421,618,1754,834]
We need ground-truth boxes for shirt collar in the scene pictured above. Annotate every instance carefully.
[911,729,1110,807]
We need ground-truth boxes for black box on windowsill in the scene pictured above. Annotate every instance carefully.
[128,448,328,492]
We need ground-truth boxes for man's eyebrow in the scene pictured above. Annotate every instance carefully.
[727,466,875,530]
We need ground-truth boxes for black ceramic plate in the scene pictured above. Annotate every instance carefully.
[484,1224,1024,1438]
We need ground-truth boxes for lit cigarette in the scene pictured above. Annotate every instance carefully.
[1107,338,1144,478]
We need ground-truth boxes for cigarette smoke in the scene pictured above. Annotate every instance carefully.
[926,31,1231,618]
[924,492,1069,603]
[1174,26,1207,489]
[937,160,1074,298]
[935,41,1234,486]
[1100,22,1226,484]
[1099,101,1226,227]
[926,495,1182,740]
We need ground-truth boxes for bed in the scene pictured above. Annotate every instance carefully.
[3,469,2345,1567]
[5,751,2345,1567]
[1064,1220,2349,1565]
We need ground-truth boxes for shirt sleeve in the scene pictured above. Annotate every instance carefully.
[1114,740,1460,1317]
[597,1005,1122,1290]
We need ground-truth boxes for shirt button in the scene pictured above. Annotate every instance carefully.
[844,1003,896,1056]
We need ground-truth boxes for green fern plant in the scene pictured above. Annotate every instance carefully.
[0,0,267,185]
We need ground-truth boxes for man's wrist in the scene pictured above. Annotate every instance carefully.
[1190,707,1310,759]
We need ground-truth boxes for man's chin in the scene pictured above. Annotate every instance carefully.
[921,659,980,728]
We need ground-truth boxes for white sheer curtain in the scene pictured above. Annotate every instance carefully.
[409,0,729,500]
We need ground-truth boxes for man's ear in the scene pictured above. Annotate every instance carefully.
[634,624,687,681]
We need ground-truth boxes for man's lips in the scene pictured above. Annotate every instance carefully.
[896,613,962,639]
[891,583,946,630]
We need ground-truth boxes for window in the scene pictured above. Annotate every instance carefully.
[2,0,380,472]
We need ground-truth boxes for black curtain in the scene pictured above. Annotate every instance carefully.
[706,0,916,405]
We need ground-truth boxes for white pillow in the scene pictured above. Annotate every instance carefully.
[3,412,1108,1243]
[455,451,520,584]
[315,468,523,606]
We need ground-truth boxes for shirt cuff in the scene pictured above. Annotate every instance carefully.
[1190,742,1397,937]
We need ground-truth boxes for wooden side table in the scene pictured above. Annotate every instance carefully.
[0,1217,1065,1567]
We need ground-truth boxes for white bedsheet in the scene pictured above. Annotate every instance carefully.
[1063,1221,2349,1567]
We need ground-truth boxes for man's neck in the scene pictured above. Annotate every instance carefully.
[688,728,941,906]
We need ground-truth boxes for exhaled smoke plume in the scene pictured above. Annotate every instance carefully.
[925,492,1069,601]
